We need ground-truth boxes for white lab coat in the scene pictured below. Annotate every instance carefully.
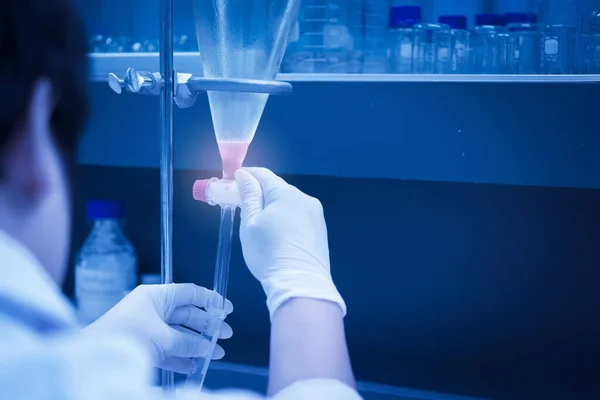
[0,230,361,400]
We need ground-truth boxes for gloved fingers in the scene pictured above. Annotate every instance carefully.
[168,283,233,312]
[241,167,289,207]
[167,326,227,359]
[159,356,198,374]
[235,169,264,226]
[167,326,212,358]
[218,320,233,339]
[169,306,233,339]
[211,343,226,360]
[159,346,226,376]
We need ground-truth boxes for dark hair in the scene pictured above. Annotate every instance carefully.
[0,0,89,163]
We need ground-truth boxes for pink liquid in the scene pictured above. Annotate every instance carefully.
[218,141,250,179]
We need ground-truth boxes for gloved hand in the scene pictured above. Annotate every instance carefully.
[234,167,346,319]
[85,284,233,374]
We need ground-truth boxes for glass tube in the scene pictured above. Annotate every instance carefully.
[212,206,235,308]
[185,206,235,391]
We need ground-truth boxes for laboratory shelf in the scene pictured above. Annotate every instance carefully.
[83,53,600,190]
[88,53,600,84]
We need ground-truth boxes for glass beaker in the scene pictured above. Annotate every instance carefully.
[538,0,579,74]
[363,0,390,73]
[472,14,508,74]
[296,0,353,73]
[388,5,421,73]
[583,33,600,73]
[507,22,541,74]
[412,23,452,74]
[473,25,508,74]
[541,24,577,74]
[497,32,515,74]
[439,15,471,74]
[347,0,365,73]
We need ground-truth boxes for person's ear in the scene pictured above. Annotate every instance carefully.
[1,79,55,205]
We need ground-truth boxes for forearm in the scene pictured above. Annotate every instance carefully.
[267,298,356,396]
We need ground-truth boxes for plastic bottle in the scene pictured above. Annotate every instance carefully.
[388,5,421,73]
[439,15,471,74]
[75,200,137,325]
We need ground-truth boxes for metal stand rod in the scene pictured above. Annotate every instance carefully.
[159,0,175,395]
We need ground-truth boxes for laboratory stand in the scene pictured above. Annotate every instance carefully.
[106,0,299,393]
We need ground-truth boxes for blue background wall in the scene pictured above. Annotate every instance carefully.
[69,82,600,400]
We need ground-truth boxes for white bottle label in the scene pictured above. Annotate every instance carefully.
[438,47,450,61]
[400,41,412,58]
[545,38,559,55]
[75,265,135,323]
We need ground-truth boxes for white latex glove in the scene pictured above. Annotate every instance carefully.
[85,283,233,374]
[234,167,346,318]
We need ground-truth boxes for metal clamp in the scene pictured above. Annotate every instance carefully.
[108,68,293,109]
[108,68,163,96]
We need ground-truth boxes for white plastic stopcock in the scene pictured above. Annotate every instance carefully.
[193,178,240,208]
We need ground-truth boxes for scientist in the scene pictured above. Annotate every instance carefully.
[0,0,359,399]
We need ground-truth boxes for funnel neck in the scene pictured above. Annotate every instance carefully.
[219,142,250,179]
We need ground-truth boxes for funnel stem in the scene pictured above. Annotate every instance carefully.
[159,0,175,395]
[185,206,235,391]
[213,206,235,301]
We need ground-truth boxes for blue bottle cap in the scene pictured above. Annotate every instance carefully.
[86,200,124,220]
[504,12,537,24]
[475,14,507,27]
[438,15,467,30]
[389,6,422,28]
